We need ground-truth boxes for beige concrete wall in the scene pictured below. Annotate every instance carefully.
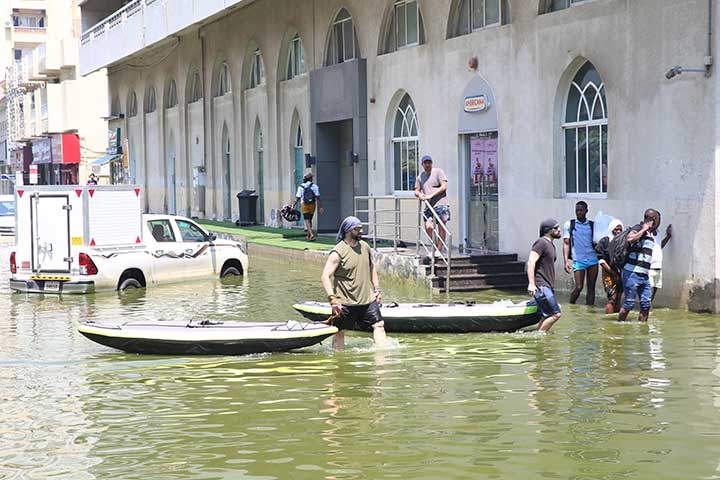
[100,0,718,309]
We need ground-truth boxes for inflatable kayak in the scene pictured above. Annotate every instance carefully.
[78,319,338,355]
[293,300,541,333]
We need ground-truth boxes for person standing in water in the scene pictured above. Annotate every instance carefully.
[321,216,387,350]
[527,219,563,332]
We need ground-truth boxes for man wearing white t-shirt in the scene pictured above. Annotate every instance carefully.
[650,213,672,305]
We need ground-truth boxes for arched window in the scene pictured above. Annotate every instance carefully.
[249,48,265,88]
[393,94,419,191]
[216,62,231,97]
[144,86,156,113]
[326,8,359,66]
[451,0,504,37]
[165,79,177,108]
[127,91,138,118]
[188,70,202,103]
[286,33,306,80]
[540,0,592,14]
[563,61,607,195]
[382,0,425,53]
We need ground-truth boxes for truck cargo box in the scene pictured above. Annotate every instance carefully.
[14,185,143,274]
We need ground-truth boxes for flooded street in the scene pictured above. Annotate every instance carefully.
[2,242,720,479]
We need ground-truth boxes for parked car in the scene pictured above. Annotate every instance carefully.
[0,194,15,236]
[9,186,247,294]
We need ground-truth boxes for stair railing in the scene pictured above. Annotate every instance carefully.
[417,199,451,294]
[353,195,452,294]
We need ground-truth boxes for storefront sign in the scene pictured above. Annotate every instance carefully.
[464,95,488,113]
[51,133,80,164]
[107,128,122,155]
[32,138,52,164]
[29,164,38,184]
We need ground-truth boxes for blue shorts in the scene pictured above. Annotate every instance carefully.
[573,259,599,271]
[423,205,451,223]
[622,270,652,312]
[530,286,562,319]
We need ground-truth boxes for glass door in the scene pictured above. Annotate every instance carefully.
[465,131,499,252]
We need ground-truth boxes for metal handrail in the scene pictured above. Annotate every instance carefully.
[417,199,452,293]
[353,195,452,294]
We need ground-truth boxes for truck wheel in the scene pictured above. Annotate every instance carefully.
[118,278,142,291]
[220,266,241,278]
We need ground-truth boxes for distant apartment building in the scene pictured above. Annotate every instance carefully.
[0,0,108,194]
[78,0,720,312]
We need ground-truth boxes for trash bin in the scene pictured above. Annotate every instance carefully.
[235,190,258,226]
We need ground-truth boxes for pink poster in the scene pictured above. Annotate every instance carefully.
[470,137,484,186]
[469,136,498,186]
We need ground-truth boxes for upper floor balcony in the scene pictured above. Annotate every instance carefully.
[79,0,254,76]
[9,25,46,46]
[33,38,79,80]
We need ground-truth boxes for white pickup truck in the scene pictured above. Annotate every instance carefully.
[9,185,247,294]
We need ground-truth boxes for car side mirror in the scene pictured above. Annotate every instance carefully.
[208,232,217,242]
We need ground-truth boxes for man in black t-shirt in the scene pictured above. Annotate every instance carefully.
[527,218,563,332]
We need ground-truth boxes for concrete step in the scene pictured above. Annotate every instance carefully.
[441,283,528,292]
[425,261,525,276]
[424,253,519,266]
[432,272,529,289]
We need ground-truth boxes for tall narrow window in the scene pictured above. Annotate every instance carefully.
[144,86,156,113]
[453,0,502,36]
[295,124,303,148]
[393,94,419,191]
[216,62,230,96]
[189,71,202,103]
[326,8,358,66]
[254,122,265,223]
[286,34,306,80]
[128,92,138,117]
[249,49,265,88]
[111,95,121,116]
[166,79,177,108]
[563,61,608,195]
[394,0,419,49]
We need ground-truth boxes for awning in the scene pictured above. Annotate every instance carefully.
[92,154,121,166]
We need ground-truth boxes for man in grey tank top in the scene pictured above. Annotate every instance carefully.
[321,216,387,350]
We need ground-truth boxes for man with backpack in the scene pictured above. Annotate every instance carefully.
[562,201,598,305]
[618,209,659,322]
[292,170,323,241]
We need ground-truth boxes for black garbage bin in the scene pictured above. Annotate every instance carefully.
[235,190,258,226]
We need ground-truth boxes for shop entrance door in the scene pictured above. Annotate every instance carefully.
[464,131,499,252]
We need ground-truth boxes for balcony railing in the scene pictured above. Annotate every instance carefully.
[80,0,250,75]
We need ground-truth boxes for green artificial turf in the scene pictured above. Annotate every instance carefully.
[198,220,336,251]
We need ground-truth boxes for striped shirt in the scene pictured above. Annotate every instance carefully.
[623,224,655,276]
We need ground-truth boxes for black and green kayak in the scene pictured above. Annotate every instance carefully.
[293,301,541,333]
[79,319,338,355]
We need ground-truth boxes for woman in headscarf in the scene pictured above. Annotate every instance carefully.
[596,219,624,314]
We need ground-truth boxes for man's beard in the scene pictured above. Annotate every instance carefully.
[351,231,363,241]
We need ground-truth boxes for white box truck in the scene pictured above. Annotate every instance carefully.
[9,185,248,294]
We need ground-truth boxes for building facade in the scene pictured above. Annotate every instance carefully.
[0,0,108,192]
[79,0,720,311]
